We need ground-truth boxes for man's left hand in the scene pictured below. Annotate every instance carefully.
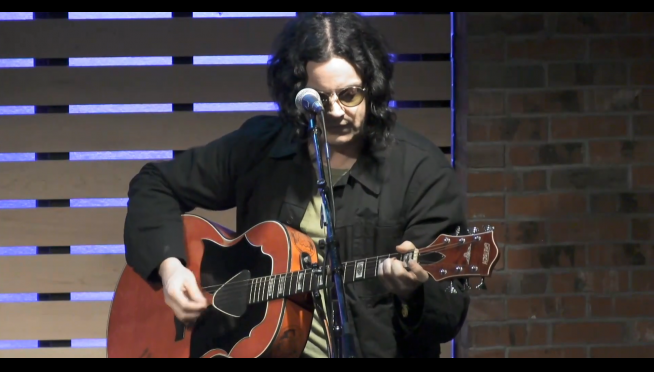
[378,241,430,301]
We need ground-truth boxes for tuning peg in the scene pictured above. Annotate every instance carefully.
[446,281,458,294]
[476,278,487,291]
[463,279,472,291]
[485,225,495,232]
[454,226,461,236]
[472,227,479,234]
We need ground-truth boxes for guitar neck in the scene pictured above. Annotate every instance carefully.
[246,252,411,305]
[242,229,500,305]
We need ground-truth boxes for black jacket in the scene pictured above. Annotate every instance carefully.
[123,115,470,358]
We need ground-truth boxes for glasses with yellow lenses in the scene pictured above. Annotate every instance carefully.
[316,86,366,109]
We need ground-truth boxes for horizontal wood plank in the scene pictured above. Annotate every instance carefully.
[0,108,450,153]
[0,15,450,58]
[0,254,125,294]
[0,207,235,247]
[0,62,451,106]
[0,348,106,359]
[0,111,262,154]
[0,301,110,340]
[0,160,149,200]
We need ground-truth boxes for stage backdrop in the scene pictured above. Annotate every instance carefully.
[0,12,454,358]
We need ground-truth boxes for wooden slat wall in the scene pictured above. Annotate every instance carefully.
[0,62,450,105]
[0,12,453,359]
[0,15,451,58]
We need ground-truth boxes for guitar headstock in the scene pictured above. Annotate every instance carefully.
[416,225,500,293]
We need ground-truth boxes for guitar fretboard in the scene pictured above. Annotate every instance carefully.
[246,251,414,304]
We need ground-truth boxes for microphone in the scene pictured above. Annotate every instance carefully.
[295,88,324,113]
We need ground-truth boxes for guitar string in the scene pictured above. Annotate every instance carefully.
[192,239,487,299]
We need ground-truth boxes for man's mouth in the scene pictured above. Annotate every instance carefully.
[325,122,349,129]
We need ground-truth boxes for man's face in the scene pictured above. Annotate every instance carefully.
[305,57,367,147]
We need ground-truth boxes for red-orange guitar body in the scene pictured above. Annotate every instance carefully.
[106,214,320,358]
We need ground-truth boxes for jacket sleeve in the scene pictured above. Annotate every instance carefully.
[123,116,277,282]
[393,151,471,358]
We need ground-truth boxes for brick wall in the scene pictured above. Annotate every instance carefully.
[455,12,654,358]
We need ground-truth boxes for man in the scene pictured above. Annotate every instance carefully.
[123,12,470,358]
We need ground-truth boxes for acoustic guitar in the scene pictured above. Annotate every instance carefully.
[106,213,500,358]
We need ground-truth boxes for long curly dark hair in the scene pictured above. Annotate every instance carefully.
[267,12,397,152]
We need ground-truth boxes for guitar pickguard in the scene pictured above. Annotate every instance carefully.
[186,238,274,358]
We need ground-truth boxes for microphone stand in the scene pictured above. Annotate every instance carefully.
[307,111,357,359]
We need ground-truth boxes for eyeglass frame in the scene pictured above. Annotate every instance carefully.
[311,86,367,110]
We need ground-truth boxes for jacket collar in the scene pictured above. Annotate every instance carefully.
[269,124,390,195]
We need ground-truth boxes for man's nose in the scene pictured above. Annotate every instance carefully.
[325,94,345,117]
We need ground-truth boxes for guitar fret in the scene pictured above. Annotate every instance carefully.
[251,278,257,304]
[308,273,313,292]
[259,278,265,302]
[267,276,274,300]
[285,274,290,296]
[355,260,364,280]
[297,272,305,293]
[264,278,269,301]
[250,279,257,304]
[259,278,263,302]
[374,258,379,278]
[277,274,284,296]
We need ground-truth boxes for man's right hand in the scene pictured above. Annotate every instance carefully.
[159,257,209,324]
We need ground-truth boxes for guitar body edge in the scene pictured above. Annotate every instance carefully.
[106,214,319,358]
